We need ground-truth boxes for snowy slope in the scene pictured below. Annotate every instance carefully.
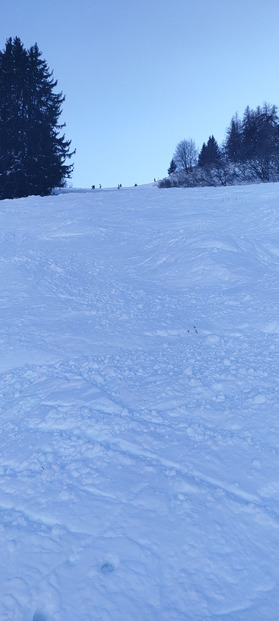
[1,182,279,620]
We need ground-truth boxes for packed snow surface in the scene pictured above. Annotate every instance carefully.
[1,182,279,620]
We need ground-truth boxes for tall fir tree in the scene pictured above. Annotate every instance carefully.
[0,37,74,199]
[198,143,207,167]
[241,106,259,160]
[242,104,279,162]
[224,114,243,162]
[198,135,221,167]
[168,158,177,175]
[226,104,279,181]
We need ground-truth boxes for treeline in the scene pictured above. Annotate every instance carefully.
[0,37,74,200]
[159,103,279,188]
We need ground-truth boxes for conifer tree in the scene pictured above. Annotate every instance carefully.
[241,106,258,160]
[198,143,207,167]
[206,135,221,164]
[225,114,243,162]
[168,158,177,175]
[237,104,279,180]
[0,37,74,199]
[198,136,221,167]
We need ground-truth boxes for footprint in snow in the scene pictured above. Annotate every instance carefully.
[101,562,115,575]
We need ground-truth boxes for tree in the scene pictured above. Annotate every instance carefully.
[198,135,221,167]
[173,139,198,174]
[240,104,279,181]
[241,106,258,160]
[168,158,177,175]
[160,101,279,190]
[198,143,207,167]
[0,37,74,199]
[225,114,243,162]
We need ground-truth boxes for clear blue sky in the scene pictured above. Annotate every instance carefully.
[1,0,279,188]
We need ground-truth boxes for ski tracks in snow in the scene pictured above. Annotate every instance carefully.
[1,186,279,618]
[1,336,279,619]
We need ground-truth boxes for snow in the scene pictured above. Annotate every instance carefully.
[1,182,279,620]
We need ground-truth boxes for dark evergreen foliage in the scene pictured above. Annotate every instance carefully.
[198,143,207,167]
[160,103,279,189]
[168,158,177,175]
[0,37,74,199]
[240,104,279,180]
[198,136,221,167]
[225,114,243,162]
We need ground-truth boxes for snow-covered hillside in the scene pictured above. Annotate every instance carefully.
[1,182,279,620]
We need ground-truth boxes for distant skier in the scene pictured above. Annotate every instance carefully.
[91,185,95,190]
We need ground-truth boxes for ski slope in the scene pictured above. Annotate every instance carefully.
[1,182,279,620]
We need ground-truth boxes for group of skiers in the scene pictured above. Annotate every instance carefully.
[91,183,122,190]
[91,179,157,190]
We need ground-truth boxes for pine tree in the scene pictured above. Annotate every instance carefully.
[198,136,221,167]
[198,143,207,167]
[0,37,74,199]
[225,114,243,162]
[168,158,177,175]
[206,135,221,164]
[241,104,279,180]
[241,106,258,160]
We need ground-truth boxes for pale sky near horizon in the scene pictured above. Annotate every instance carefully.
[1,0,279,188]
